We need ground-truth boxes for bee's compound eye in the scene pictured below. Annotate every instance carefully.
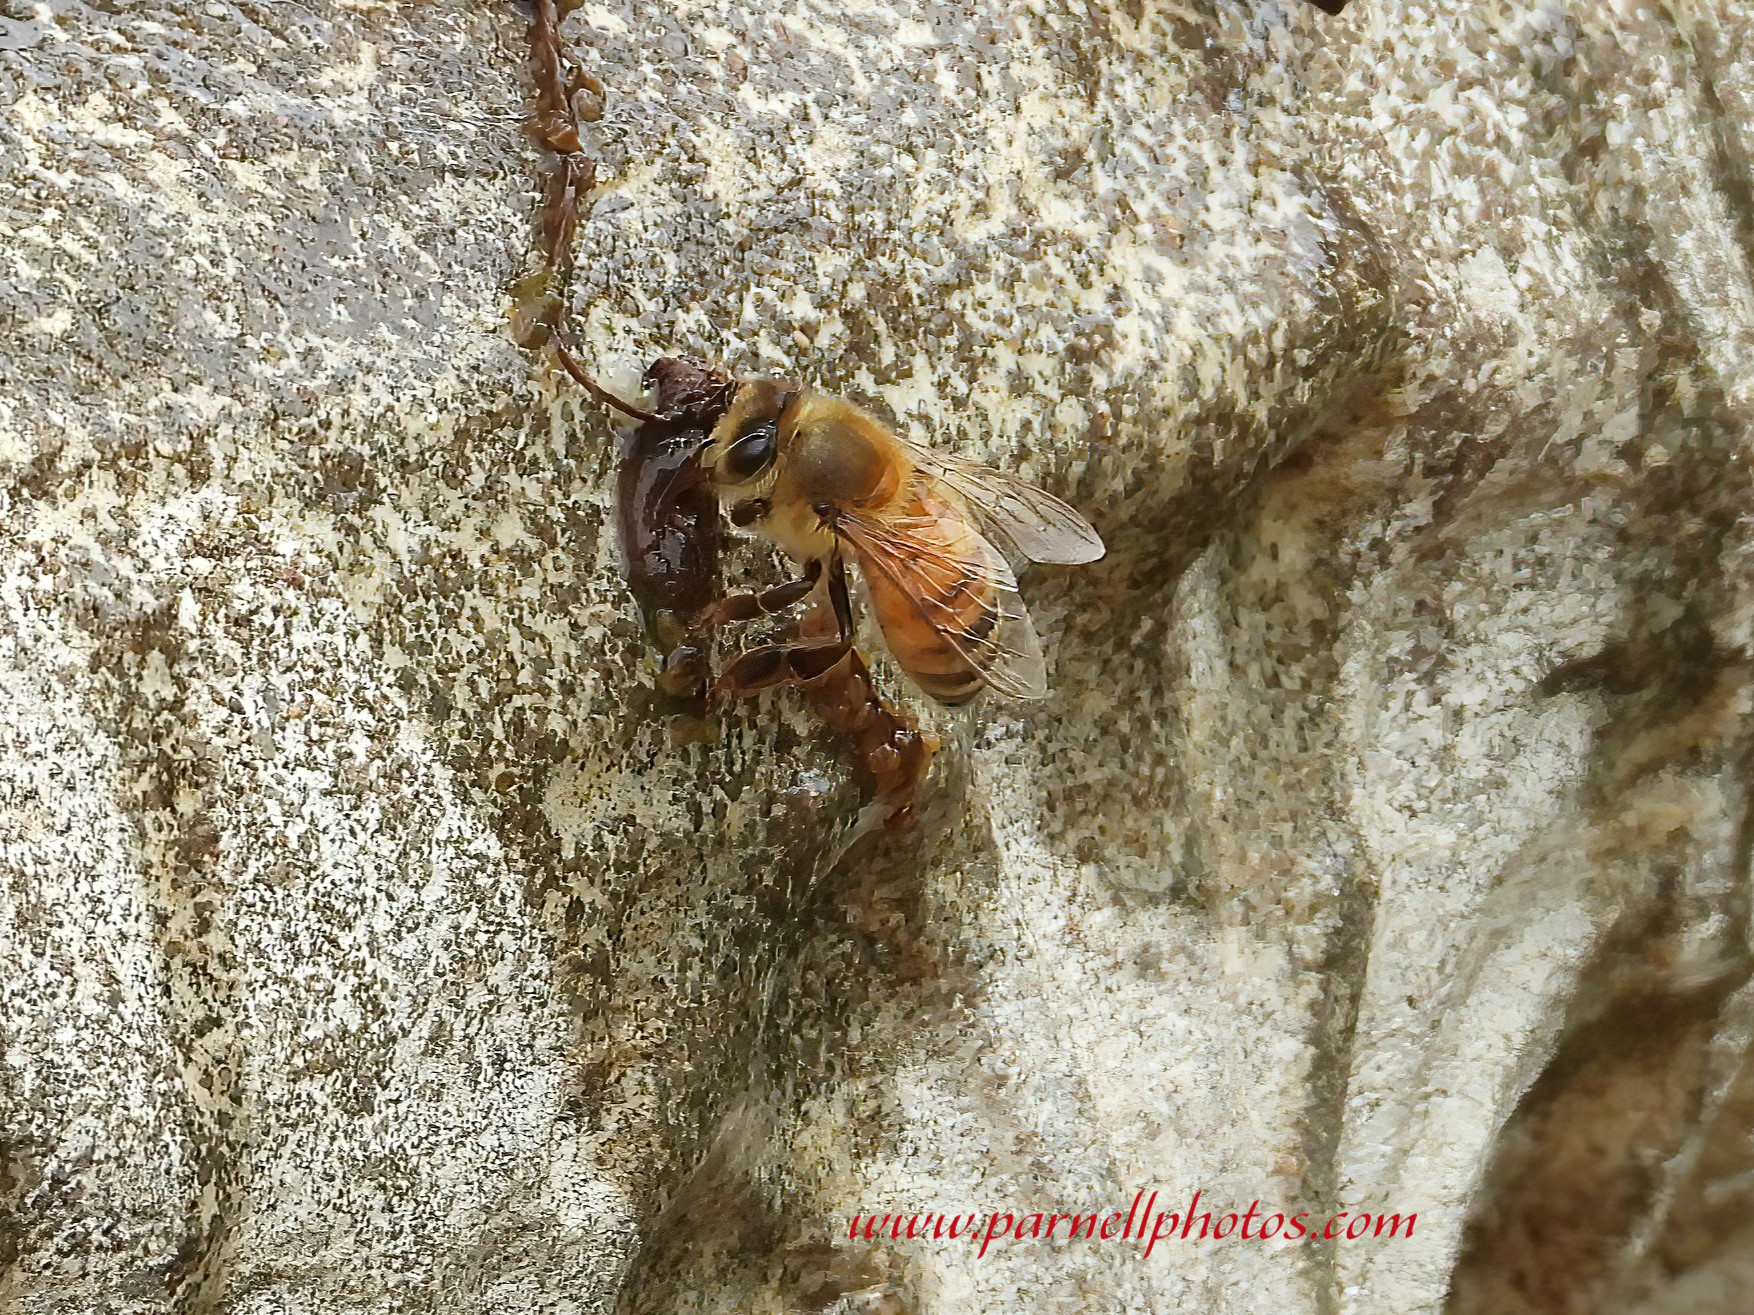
[721,420,778,482]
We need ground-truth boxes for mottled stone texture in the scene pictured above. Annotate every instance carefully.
[0,1,1749,1312]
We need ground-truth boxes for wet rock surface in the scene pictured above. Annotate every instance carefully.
[0,2,1750,1312]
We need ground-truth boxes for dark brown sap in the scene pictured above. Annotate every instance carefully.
[614,359,736,729]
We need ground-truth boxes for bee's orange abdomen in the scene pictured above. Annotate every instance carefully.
[860,488,993,706]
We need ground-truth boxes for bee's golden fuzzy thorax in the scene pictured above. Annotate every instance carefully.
[780,395,909,509]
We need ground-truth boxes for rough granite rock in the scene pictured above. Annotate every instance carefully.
[1,1,1750,1313]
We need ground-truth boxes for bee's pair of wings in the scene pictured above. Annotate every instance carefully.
[834,440,1104,700]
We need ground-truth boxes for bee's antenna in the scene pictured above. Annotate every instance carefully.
[551,341,667,425]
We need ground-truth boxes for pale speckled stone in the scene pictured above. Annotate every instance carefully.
[1,2,1750,1313]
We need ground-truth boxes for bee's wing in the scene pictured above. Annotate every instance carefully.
[905,443,1105,566]
[837,505,1049,701]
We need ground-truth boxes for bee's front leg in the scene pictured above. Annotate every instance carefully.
[690,558,822,634]
[710,553,855,701]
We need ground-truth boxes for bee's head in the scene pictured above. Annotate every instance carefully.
[705,380,799,491]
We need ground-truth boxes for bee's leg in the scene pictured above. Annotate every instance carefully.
[691,558,823,633]
[711,553,856,699]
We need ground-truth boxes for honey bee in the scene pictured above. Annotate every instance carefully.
[594,359,936,821]
[696,383,1104,705]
